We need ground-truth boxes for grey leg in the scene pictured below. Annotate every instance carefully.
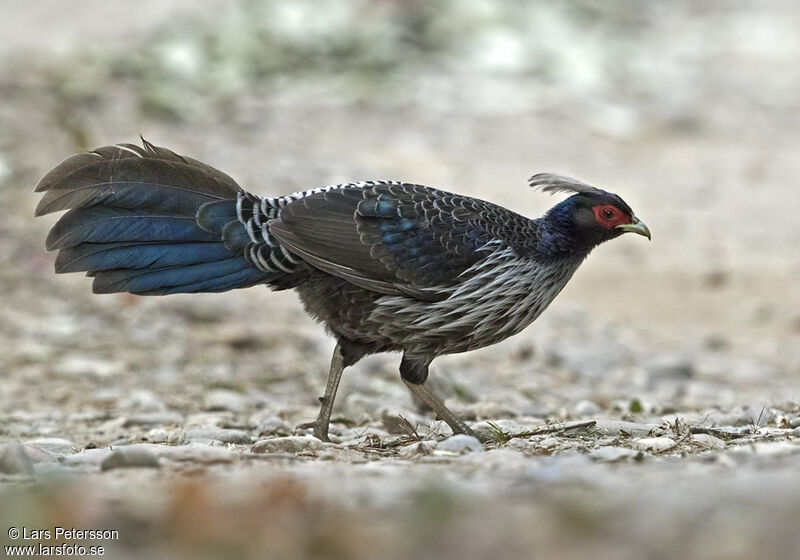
[403,380,476,438]
[297,342,345,442]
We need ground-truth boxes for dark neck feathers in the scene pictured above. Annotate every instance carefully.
[533,198,593,259]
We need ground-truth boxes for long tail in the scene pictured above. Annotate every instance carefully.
[35,139,284,295]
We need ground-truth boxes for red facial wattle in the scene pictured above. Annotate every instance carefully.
[592,205,631,229]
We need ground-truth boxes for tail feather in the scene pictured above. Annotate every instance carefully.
[35,139,279,295]
[45,207,217,250]
[196,199,237,234]
[91,257,260,294]
[54,242,234,274]
[133,267,270,296]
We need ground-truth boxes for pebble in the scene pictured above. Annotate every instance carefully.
[100,446,161,471]
[691,434,727,450]
[123,412,184,427]
[574,399,602,416]
[23,437,76,454]
[161,444,235,464]
[634,437,676,453]
[792,426,800,437]
[397,441,436,457]
[0,443,35,475]
[121,389,167,413]
[593,420,657,437]
[184,425,251,444]
[252,436,324,454]
[203,390,247,413]
[184,412,235,427]
[0,152,10,186]
[56,356,123,379]
[62,448,113,467]
[250,413,291,436]
[145,428,183,445]
[436,434,484,454]
[589,446,638,462]
[538,437,561,450]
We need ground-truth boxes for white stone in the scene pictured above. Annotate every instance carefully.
[203,390,247,413]
[691,434,727,450]
[634,437,676,453]
[184,425,251,444]
[436,434,484,454]
[100,446,161,470]
[593,420,658,437]
[24,437,76,454]
[160,443,235,464]
[589,446,638,462]
[574,399,602,416]
[0,443,34,475]
[252,436,324,454]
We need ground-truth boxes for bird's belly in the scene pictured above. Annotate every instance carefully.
[369,258,580,357]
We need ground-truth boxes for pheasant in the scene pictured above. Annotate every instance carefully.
[35,140,650,441]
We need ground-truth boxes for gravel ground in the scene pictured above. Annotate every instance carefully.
[1,2,800,559]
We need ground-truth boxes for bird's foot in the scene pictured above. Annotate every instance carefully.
[296,418,331,442]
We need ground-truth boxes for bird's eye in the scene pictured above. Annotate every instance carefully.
[602,208,615,220]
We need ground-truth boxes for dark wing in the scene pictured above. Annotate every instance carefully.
[268,183,528,301]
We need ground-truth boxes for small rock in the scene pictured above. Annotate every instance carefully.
[593,420,657,437]
[0,152,10,186]
[505,438,537,453]
[634,437,676,453]
[57,356,123,379]
[789,418,800,429]
[0,443,35,475]
[397,441,436,457]
[436,434,484,454]
[184,425,251,444]
[538,437,561,450]
[792,426,800,437]
[100,446,161,471]
[574,399,602,416]
[203,390,247,413]
[589,446,638,462]
[62,448,113,467]
[20,445,58,463]
[145,428,183,445]
[250,414,290,436]
[252,436,324,454]
[24,437,76,454]
[123,412,184,427]
[691,434,727,450]
[185,412,234,427]
[121,389,167,413]
[161,444,235,464]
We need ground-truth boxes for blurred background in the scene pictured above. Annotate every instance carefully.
[1,1,800,559]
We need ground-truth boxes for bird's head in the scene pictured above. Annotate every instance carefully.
[529,173,650,256]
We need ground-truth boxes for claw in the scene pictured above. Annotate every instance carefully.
[296,419,330,442]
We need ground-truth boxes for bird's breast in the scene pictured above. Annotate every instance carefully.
[368,248,583,356]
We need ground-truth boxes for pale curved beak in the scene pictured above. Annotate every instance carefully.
[616,216,651,240]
